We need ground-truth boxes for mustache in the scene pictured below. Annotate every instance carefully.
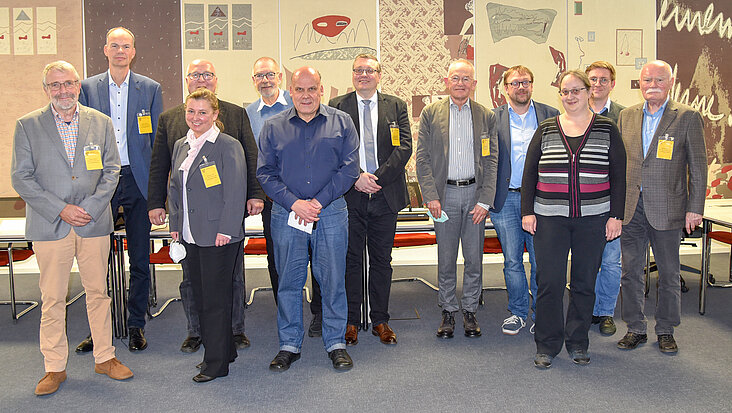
[645,88,664,94]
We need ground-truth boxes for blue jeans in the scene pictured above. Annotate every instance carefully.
[594,237,621,316]
[271,198,348,353]
[490,191,536,321]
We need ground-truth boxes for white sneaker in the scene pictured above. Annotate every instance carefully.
[501,315,526,335]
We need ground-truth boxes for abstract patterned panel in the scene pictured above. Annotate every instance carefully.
[84,0,182,110]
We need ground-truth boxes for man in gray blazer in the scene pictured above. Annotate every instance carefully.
[616,60,707,354]
[586,61,626,336]
[77,26,163,352]
[11,61,133,396]
[416,59,498,338]
[490,65,559,336]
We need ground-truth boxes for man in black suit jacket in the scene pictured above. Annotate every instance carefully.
[147,59,264,353]
[328,54,412,345]
[490,65,559,336]
[585,61,626,336]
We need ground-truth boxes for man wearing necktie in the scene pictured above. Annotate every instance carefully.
[329,54,412,346]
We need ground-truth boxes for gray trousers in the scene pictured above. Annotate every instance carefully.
[434,184,485,313]
[620,197,682,335]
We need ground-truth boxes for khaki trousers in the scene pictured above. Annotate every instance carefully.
[34,230,115,372]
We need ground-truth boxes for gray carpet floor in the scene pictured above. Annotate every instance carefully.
[2,256,732,412]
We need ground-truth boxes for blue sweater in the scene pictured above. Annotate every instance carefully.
[245,89,293,143]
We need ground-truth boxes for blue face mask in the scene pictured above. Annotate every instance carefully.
[427,210,449,223]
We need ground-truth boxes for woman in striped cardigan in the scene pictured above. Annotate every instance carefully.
[521,70,626,369]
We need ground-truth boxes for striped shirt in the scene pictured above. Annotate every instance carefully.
[51,103,80,167]
[447,98,475,180]
[521,115,626,218]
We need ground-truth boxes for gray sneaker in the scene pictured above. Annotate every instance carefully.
[501,314,526,335]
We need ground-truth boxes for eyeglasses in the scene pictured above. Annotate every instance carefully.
[187,72,216,81]
[45,80,79,91]
[449,76,473,84]
[506,80,532,88]
[253,72,277,81]
[589,77,611,85]
[559,87,588,97]
[353,68,379,75]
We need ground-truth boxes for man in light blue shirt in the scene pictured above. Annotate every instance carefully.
[78,27,163,352]
[490,65,559,335]
[245,57,297,310]
[246,57,293,140]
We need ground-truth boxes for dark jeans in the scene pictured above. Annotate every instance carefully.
[345,191,398,326]
[182,240,240,378]
[112,166,151,328]
[534,214,606,357]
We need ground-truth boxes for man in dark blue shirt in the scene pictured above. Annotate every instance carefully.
[257,66,359,372]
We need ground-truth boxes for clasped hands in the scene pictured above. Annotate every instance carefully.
[291,198,322,225]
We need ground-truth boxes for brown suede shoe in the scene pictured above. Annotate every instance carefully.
[35,371,66,396]
[345,324,358,346]
[95,357,133,380]
[372,323,397,345]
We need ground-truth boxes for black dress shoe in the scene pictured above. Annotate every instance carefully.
[328,349,353,371]
[569,349,590,365]
[617,332,647,350]
[192,373,216,383]
[180,336,202,353]
[233,333,250,349]
[269,351,301,372]
[308,313,322,337]
[534,353,553,369]
[75,335,93,353]
[436,310,455,339]
[657,334,678,354]
[598,316,617,336]
[463,310,481,337]
[128,327,148,351]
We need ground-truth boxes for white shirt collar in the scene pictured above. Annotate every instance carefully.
[107,69,130,87]
[357,91,378,105]
[257,89,289,112]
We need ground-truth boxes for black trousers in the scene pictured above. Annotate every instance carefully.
[534,214,606,357]
[182,240,241,378]
[264,198,321,309]
[344,191,398,326]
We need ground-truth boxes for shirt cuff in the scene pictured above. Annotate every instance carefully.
[218,233,232,240]
[477,202,491,211]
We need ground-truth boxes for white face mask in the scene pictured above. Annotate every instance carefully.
[169,241,187,263]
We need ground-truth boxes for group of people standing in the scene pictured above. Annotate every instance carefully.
[10,24,706,396]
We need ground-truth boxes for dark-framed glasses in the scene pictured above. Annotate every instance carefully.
[507,80,532,88]
[254,72,277,81]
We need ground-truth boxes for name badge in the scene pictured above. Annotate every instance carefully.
[137,109,153,134]
[389,121,400,147]
[481,133,490,157]
[84,143,102,170]
[199,157,221,188]
[657,134,674,160]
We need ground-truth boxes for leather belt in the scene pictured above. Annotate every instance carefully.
[508,187,521,192]
[446,178,475,186]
